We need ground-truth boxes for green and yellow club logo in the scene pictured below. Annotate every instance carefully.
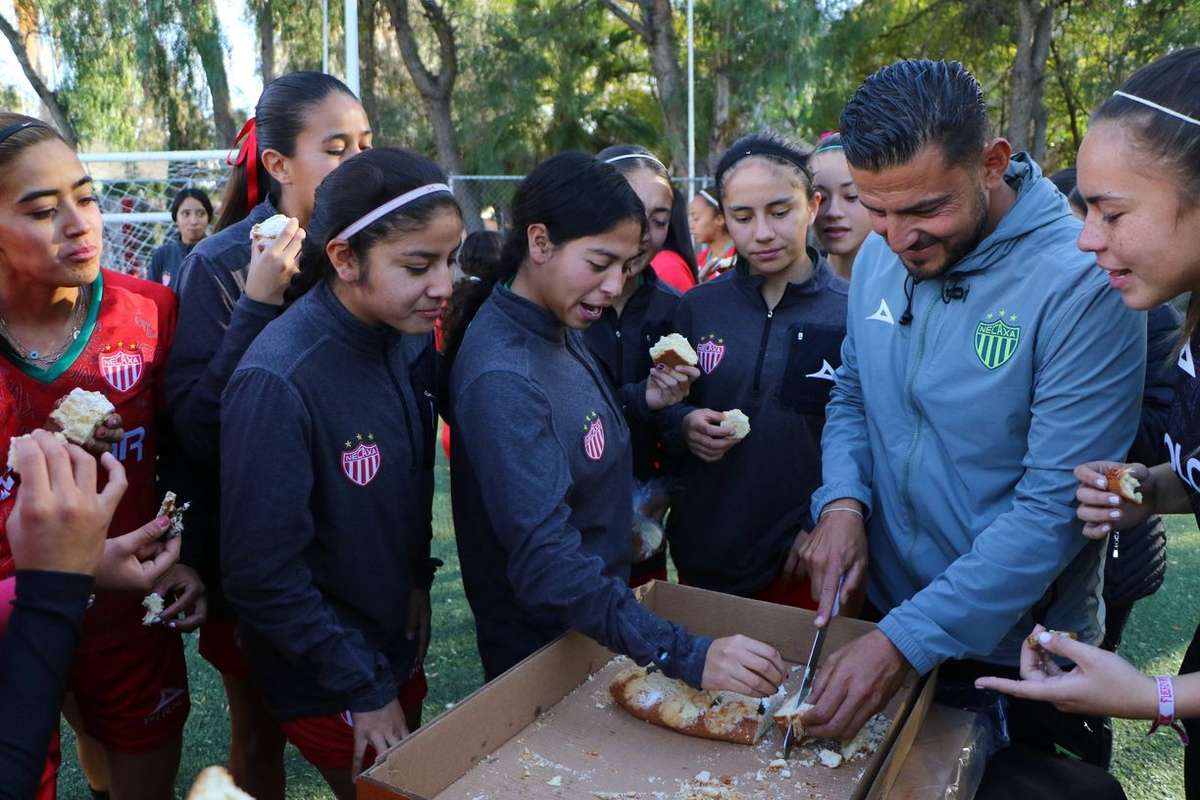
[975,309,1021,370]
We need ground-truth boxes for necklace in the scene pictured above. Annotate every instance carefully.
[0,284,90,368]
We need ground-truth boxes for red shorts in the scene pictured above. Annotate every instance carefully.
[36,727,60,800]
[678,573,818,611]
[751,574,817,611]
[198,619,251,678]
[280,667,428,772]
[68,623,190,753]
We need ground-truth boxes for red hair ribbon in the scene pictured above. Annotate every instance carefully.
[228,117,260,208]
[818,130,839,142]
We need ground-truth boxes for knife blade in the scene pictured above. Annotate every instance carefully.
[784,574,844,758]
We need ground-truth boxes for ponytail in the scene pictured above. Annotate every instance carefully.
[215,71,359,232]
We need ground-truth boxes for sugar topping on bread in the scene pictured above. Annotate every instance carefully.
[649,333,699,368]
[6,431,69,472]
[49,388,115,445]
[721,409,750,440]
[249,214,290,243]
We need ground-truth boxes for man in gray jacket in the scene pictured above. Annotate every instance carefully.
[798,60,1143,797]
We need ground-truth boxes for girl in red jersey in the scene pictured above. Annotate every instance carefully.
[0,113,204,800]
[689,187,735,282]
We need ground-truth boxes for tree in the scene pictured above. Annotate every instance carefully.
[1006,0,1058,162]
[383,0,483,227]
[179,0,237,144]
[0,2,77,144]
[599,0,687,167]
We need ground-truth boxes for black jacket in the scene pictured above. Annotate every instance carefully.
[663,257,849,595]
[219,282,438,720]
[449,285,710,686]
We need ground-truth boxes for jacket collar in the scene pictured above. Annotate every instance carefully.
[733,247,835,307]
[493,283,566,344]
[309,280,395,353]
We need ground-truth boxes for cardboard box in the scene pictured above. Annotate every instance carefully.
[360,581,935,800]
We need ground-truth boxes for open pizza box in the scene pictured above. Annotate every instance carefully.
[359,581,941,800]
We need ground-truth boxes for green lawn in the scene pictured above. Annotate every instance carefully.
[56,456,1200,798]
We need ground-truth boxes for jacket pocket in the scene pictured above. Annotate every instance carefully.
[779,323,844,415]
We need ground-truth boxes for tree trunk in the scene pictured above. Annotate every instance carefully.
[360,0,381,128]
[188,0,237,145]
[1006,0,1055,159]
[707,70,734,174]
[383,0,483,230]
[600,0,687,168]
[0,11,77,145]
[255,1,276,84]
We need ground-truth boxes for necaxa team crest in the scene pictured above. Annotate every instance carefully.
[582,411,605,461]
[975,310,1021,370]
[99,341,144,392]
[342,433,381,486]
[696,334,725,374]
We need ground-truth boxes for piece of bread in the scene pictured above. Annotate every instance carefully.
[187,766,255,800]
[1106,467,1143,504]
[142,592,164,626]
[1025,629,1078,649]
[649,333,699,369]
[49,389,115,445]
[721,409,750,440]
[609,665,780,745]
[249,213,290,244]
[157,491,192,540]
[6,431,69,471]
[772,690,813,735]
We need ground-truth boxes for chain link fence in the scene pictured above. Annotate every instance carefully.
[84,151,708,276]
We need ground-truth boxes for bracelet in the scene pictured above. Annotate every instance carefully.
[1147,675,1190,745]
[820,506,865,522]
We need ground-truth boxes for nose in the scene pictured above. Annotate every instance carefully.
[753,213,774,242]
[599,265,624,298]
[429,260,454,299]
[60,200,93,240]
[881,217,918,253]
[1077,211,1105,255]
[824,197,845,221]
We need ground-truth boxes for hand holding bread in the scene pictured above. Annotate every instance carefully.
[245,214,304,306]
[682,409,742,463]
[1073,461,1154,540]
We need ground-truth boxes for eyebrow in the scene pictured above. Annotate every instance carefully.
[587,247,624,260]
[859,193,951,215]
[323,130,372,143]
[726,196,794,212]
[17,176,92,204]
[1082,193,1124,206]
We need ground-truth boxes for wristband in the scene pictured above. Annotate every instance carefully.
[820,506,865,522]
[1147,675,1190,745]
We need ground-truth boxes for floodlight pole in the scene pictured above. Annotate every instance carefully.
[322,0,330,73]
[686,0,695,200]
[345,0,360,95]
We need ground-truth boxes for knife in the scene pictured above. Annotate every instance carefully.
[783,574,844,759]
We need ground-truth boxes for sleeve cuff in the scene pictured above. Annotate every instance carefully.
[14,570,95,604]
[878,612,936,676]
[234,294,283,322]
[672,635,712,688]
[810,482,874,523]
[619,380,653,424]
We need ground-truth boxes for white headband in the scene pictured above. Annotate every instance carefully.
[698,189,719,207]
[1113,91,1200,127]
[333,183,454,241]
[604,152,668,171]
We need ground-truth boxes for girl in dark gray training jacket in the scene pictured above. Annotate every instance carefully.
[663,134,849,606]
[443,152,787,697]
[220,149,459,797]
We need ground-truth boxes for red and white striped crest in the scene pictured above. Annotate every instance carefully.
[99,347,144,392]
[342,441,381,486]
[697,338,725,374]
[583,415,605,461]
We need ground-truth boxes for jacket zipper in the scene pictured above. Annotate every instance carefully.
[898,290,939,549]
[753,308,775,392]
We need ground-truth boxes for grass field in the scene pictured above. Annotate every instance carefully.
[57,454,1200,798]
